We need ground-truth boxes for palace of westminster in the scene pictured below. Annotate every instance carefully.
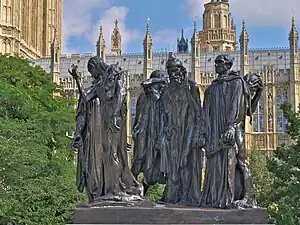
[0,0,299,155]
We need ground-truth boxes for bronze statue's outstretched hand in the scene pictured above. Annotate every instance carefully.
[221,127,235,146]
[72,134,83,149]
[68,64,81,80]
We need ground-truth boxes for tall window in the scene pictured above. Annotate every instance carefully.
[131,97,137,131]
[277,89,288,132]
[224,15,228,28]
[214,14,220,28]
[21,0,28,41]
[2,0,12,24]
[31,0,37,47]
[253,96,264,132]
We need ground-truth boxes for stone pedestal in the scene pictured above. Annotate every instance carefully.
[73,204,268,224]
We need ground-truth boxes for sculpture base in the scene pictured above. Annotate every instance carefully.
[73,203,268,224]
[88,199,155,208]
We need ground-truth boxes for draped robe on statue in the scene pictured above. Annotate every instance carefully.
[160,79,203,206]
[201,71,251,208]
[74,76,142,204]
[131,87,167,185]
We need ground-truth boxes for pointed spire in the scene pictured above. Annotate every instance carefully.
[240,19,248,36]
[144,17,151,39]
[191,18,197,46]
[242,19,245,29]
[291,14,296,32]
[112,19,120,35]
[99,23,103,36]
[97,22,105,48]
[239,19,249,43]
[144,17,152,43]
[146,17,150,34]
[177,29,188,53]
[292,9,296,27]
[289,14,298,42]
[111,18,121,55]
[96,21,106,59]
[143,17,152,78]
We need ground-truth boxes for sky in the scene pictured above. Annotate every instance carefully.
[62,0,300,55]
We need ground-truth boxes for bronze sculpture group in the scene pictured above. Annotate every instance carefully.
[70,52,263,209]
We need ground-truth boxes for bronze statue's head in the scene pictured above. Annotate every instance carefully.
[87,56,109,79]
[142,70,169,99]
[149,70,168,79]
[214,54,233,75]
[166,54,186,83]
[104,63,125,99]
[243,73,263,96]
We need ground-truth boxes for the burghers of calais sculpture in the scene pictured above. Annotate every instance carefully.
[69,56,143,205]
[158,53,205,206]
[200,54,263,209]
[131,70,169,194]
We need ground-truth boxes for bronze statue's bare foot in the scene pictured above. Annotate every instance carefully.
[232,198,257,209]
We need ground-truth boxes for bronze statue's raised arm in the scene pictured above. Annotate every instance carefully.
[68,65,97,102]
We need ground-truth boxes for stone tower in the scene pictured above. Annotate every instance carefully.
[177,29,189,53]
[0,0,62,58]
[143,18,153,79]
[239,20,249,76]
[111,19,122,55]
[289,16,300,112]
[50,28,60,86]
[191,20,201,83]
[199,0,236,52]
[96,24,106,61]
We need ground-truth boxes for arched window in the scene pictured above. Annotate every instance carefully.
[214,14,220,28]
[253,96,264,132]
[224,15,228,28]
[131,97,137,131]
[55,53,58,62]
[276,89,288,132]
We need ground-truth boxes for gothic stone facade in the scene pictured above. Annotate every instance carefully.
[32,45,299,155]
[0,0,62,58]
[31,0,299,155]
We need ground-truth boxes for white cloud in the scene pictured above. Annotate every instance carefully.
[63,1,141,54]
[185,0,299,28]
[90,6,142,53]
[230,0,299,28]
[62,0,110,53]
[185,0,207,19]
[152,29,179,51]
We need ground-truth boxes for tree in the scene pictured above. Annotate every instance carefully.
[0,54,84,224]
[264,102,300,225]
[248,148,273,207]
[145,184,165,203]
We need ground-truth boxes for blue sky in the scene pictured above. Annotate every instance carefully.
[62,0,299,55]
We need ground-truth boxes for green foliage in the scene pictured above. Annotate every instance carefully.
[136,173,165,203]
[145,184,165,203]
[0,54,84,225]
[248,148,273,207]
[263,102,300,225]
